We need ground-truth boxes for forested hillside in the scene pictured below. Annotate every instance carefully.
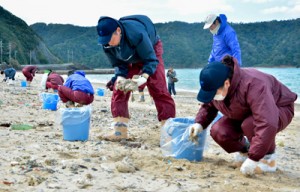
[1,3,298,69]
[0,6,61,68]
[31,18,300,68]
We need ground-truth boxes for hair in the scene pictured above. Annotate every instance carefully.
[0,71,3,75]
[67,69,75,76]
[221,55,235,80]
[213,16,221,24]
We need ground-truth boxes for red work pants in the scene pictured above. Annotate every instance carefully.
[111,40,176,121]
[210,104,294,160]
[58,86,94,105]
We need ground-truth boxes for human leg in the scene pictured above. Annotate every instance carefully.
[147,40,175,122]
[210,116,246,153]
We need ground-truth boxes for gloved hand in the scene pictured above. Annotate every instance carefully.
[240,158,258,176]
[188,123,203,143]
[115,76,127,92]
[132,73,149,86]
[106,80,114,91]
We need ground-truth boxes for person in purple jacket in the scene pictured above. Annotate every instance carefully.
[189,55,297,176]
[203,14,242,66]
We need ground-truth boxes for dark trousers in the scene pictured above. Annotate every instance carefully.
[168,82,176,95]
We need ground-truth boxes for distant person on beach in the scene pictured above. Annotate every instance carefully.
[45,70,64,92]
[97,15,175,141]
[1,67,16,84]
[58,70,94,108]
[203,14,242,66]
[166,67,177,96]
[189,55,297,176]
[22,65,38,86]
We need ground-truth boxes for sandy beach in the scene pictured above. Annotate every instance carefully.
[0,72,299,192]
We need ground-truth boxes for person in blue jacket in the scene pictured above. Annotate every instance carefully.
[97,15,176,141]
[58,70,94,107]
[203,14,242,66]
[1,67,16,83]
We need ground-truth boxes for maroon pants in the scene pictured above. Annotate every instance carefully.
[58,86,94,105]
[210,104,294,157]
[46,82,59,90]
[22,69,33,82]
[111,40,176,121]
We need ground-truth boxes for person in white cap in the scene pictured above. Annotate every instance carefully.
[203,14,242,66]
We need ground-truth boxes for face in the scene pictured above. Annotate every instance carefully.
[215,79,230,97]
[107,27,122,47]
[209,19,219,30]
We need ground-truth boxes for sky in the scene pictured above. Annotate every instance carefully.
[1,0,299,27]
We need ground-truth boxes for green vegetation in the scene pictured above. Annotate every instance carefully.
[0,6,61,67]
[31,19,300,68]
[1,5,299,68]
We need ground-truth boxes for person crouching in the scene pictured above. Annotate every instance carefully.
[58,70,94,108]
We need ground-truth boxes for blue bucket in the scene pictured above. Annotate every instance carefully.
[60,106,91,141]
[167,118,207,161]
[97,88,104,96]
[41,93,59,111]
[165,113,222,162]
[21,81,27,87]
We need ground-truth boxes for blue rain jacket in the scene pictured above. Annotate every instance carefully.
[101,15,159,79]
[4,68,16,80]
[64,71,94,94]
[208,14,242,66]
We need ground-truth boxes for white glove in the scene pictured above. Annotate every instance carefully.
[132,73,148,86]
[115,76,127,91]
[240,158,258,176]
[188,123,203,143]
[116,76,126,83]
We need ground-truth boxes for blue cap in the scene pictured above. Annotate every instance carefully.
[197,62,230,103]
[97,17,119,45]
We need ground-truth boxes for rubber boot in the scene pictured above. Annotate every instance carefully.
[102,117,129,141]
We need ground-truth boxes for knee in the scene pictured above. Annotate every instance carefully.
[210,125,231,144]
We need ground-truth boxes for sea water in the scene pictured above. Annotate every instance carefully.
[86,67,300,104]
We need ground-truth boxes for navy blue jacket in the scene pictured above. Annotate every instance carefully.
[101,15,159,80]
[4,68,16,80]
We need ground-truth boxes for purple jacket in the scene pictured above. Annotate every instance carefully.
[196,58,297,160]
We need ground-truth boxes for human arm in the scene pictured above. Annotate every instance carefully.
[224,31,242,66]
[208,50,215,64]
[195,102,219,129]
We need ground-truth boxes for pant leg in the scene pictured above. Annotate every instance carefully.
[46,82,52,89]
[171,83,176,95]
[168,83,172,95]
[210,116,247,153]
[110,64,141,118]
[241,103,294,154]
[58,85,94,105]
[22,70,33,81]
[146,40,176,121]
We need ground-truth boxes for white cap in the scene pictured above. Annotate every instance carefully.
[203,14,217,29]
